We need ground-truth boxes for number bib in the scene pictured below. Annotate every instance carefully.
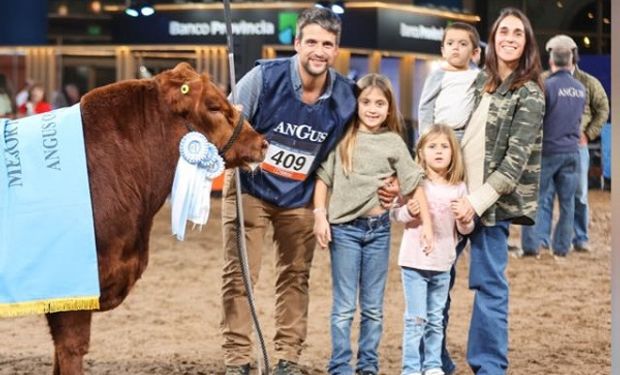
[260,139,318,181]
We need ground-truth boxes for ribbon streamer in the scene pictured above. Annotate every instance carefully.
[171,132,224,240]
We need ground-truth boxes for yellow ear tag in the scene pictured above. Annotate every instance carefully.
[180,84,190,95]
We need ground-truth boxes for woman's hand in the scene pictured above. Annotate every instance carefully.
[451,197,476,224]
[313,208,331,249]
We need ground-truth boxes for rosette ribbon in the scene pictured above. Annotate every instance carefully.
[171,131,225,240]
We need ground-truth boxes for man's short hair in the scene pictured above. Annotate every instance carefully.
[550,47,572,68]
[546,34,579,64]
[296,7,342,45]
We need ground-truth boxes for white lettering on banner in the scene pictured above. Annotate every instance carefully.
[399,23,444,41]
[3,120,23,188]
[169,20,275,37]
[41,112,61,171]
[272,122,328,143]
[558,87,586,98]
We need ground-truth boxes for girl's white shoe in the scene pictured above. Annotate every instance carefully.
[424,369,445,375]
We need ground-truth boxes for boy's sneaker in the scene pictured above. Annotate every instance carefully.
[424,368,445,375]
[224,364,250,375]
[273,360,304,375]
[356,371,377,375]
[404,373,422,375]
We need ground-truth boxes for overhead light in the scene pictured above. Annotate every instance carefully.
[314,1,329,9]
[58,3,69,15]
[125,0,140,17]
[331,1,345,14]
[583,36,591,47]
[587,12,594,19]
[125,0,156,17]
[140,2,155,16]
[90,0,102,13]
[556,1,563,8]
[314,1,345,14]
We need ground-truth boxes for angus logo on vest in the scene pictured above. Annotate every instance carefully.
[261,121,326,181]
[272,121,328,143]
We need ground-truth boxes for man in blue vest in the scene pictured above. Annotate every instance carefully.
[544,34,609,253]
[220,8,357,375]
[520,45,585,258]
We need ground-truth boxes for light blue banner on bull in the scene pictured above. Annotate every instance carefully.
[0,104,100,317]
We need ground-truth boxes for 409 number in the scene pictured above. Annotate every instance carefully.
[270,151,307,171]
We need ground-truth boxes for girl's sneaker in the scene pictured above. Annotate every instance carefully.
[424,369,445,375]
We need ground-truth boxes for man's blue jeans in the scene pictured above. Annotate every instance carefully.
[521,152,579,255]
[573,145,590,247]
[401,267,450,374]
[467,221,510,375]
[328,213,391,375]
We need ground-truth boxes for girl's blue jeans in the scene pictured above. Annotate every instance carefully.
[401,267,450,374]
[328,212,391,375]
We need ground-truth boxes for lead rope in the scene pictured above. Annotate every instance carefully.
[222,0,270,374]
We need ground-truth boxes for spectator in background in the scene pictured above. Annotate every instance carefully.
[18,83,52,117]
[52,83,81,109]
[520,46,585,259]
[0,74,14,118]
[544,34,610,253]
[15,78,34,108]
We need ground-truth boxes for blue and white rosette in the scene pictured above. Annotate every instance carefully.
[171,131,225,240]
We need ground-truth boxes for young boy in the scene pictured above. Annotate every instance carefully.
[418,22,481,142]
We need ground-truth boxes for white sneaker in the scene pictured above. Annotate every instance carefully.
[424,369,445,375]
[404,373,422,375]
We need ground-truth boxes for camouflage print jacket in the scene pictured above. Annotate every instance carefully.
[472,72,545,226]
[573,67,610,140]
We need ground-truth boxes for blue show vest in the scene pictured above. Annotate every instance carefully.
[240,59,356,208]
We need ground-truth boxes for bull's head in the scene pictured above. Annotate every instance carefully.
[156,62,267,169]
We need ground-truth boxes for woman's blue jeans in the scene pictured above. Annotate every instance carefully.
[467,221,510,375]
[328,213,391,375]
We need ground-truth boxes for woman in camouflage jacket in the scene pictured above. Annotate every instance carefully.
[449,7,546,375]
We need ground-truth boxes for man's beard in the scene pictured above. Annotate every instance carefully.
[302,59,328,77]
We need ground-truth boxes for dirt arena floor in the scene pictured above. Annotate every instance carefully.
[1,190,611,375]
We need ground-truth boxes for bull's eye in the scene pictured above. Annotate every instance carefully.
[208,106,221,112]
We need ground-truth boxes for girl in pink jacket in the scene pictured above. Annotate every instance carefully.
[391,124,474,375]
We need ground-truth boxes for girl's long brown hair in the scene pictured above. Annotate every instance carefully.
[484,7,543,93]
[339,73,404,176]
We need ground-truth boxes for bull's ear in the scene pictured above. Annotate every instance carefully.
[156,63,204,114]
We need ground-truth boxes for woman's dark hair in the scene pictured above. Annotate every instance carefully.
[484,7,543,93]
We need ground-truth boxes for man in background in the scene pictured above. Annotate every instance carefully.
[544,34,609,253]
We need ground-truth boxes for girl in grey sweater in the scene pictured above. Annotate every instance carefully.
[313,73,431,375]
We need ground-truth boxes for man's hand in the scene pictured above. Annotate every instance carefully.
[378,176,400,208]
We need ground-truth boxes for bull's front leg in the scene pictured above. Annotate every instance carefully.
[46,311,93,375]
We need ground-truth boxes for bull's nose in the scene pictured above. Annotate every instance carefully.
[261,139,269,151]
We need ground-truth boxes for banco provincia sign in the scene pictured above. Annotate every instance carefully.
[398,23,444,41]
[169,19,275,37]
